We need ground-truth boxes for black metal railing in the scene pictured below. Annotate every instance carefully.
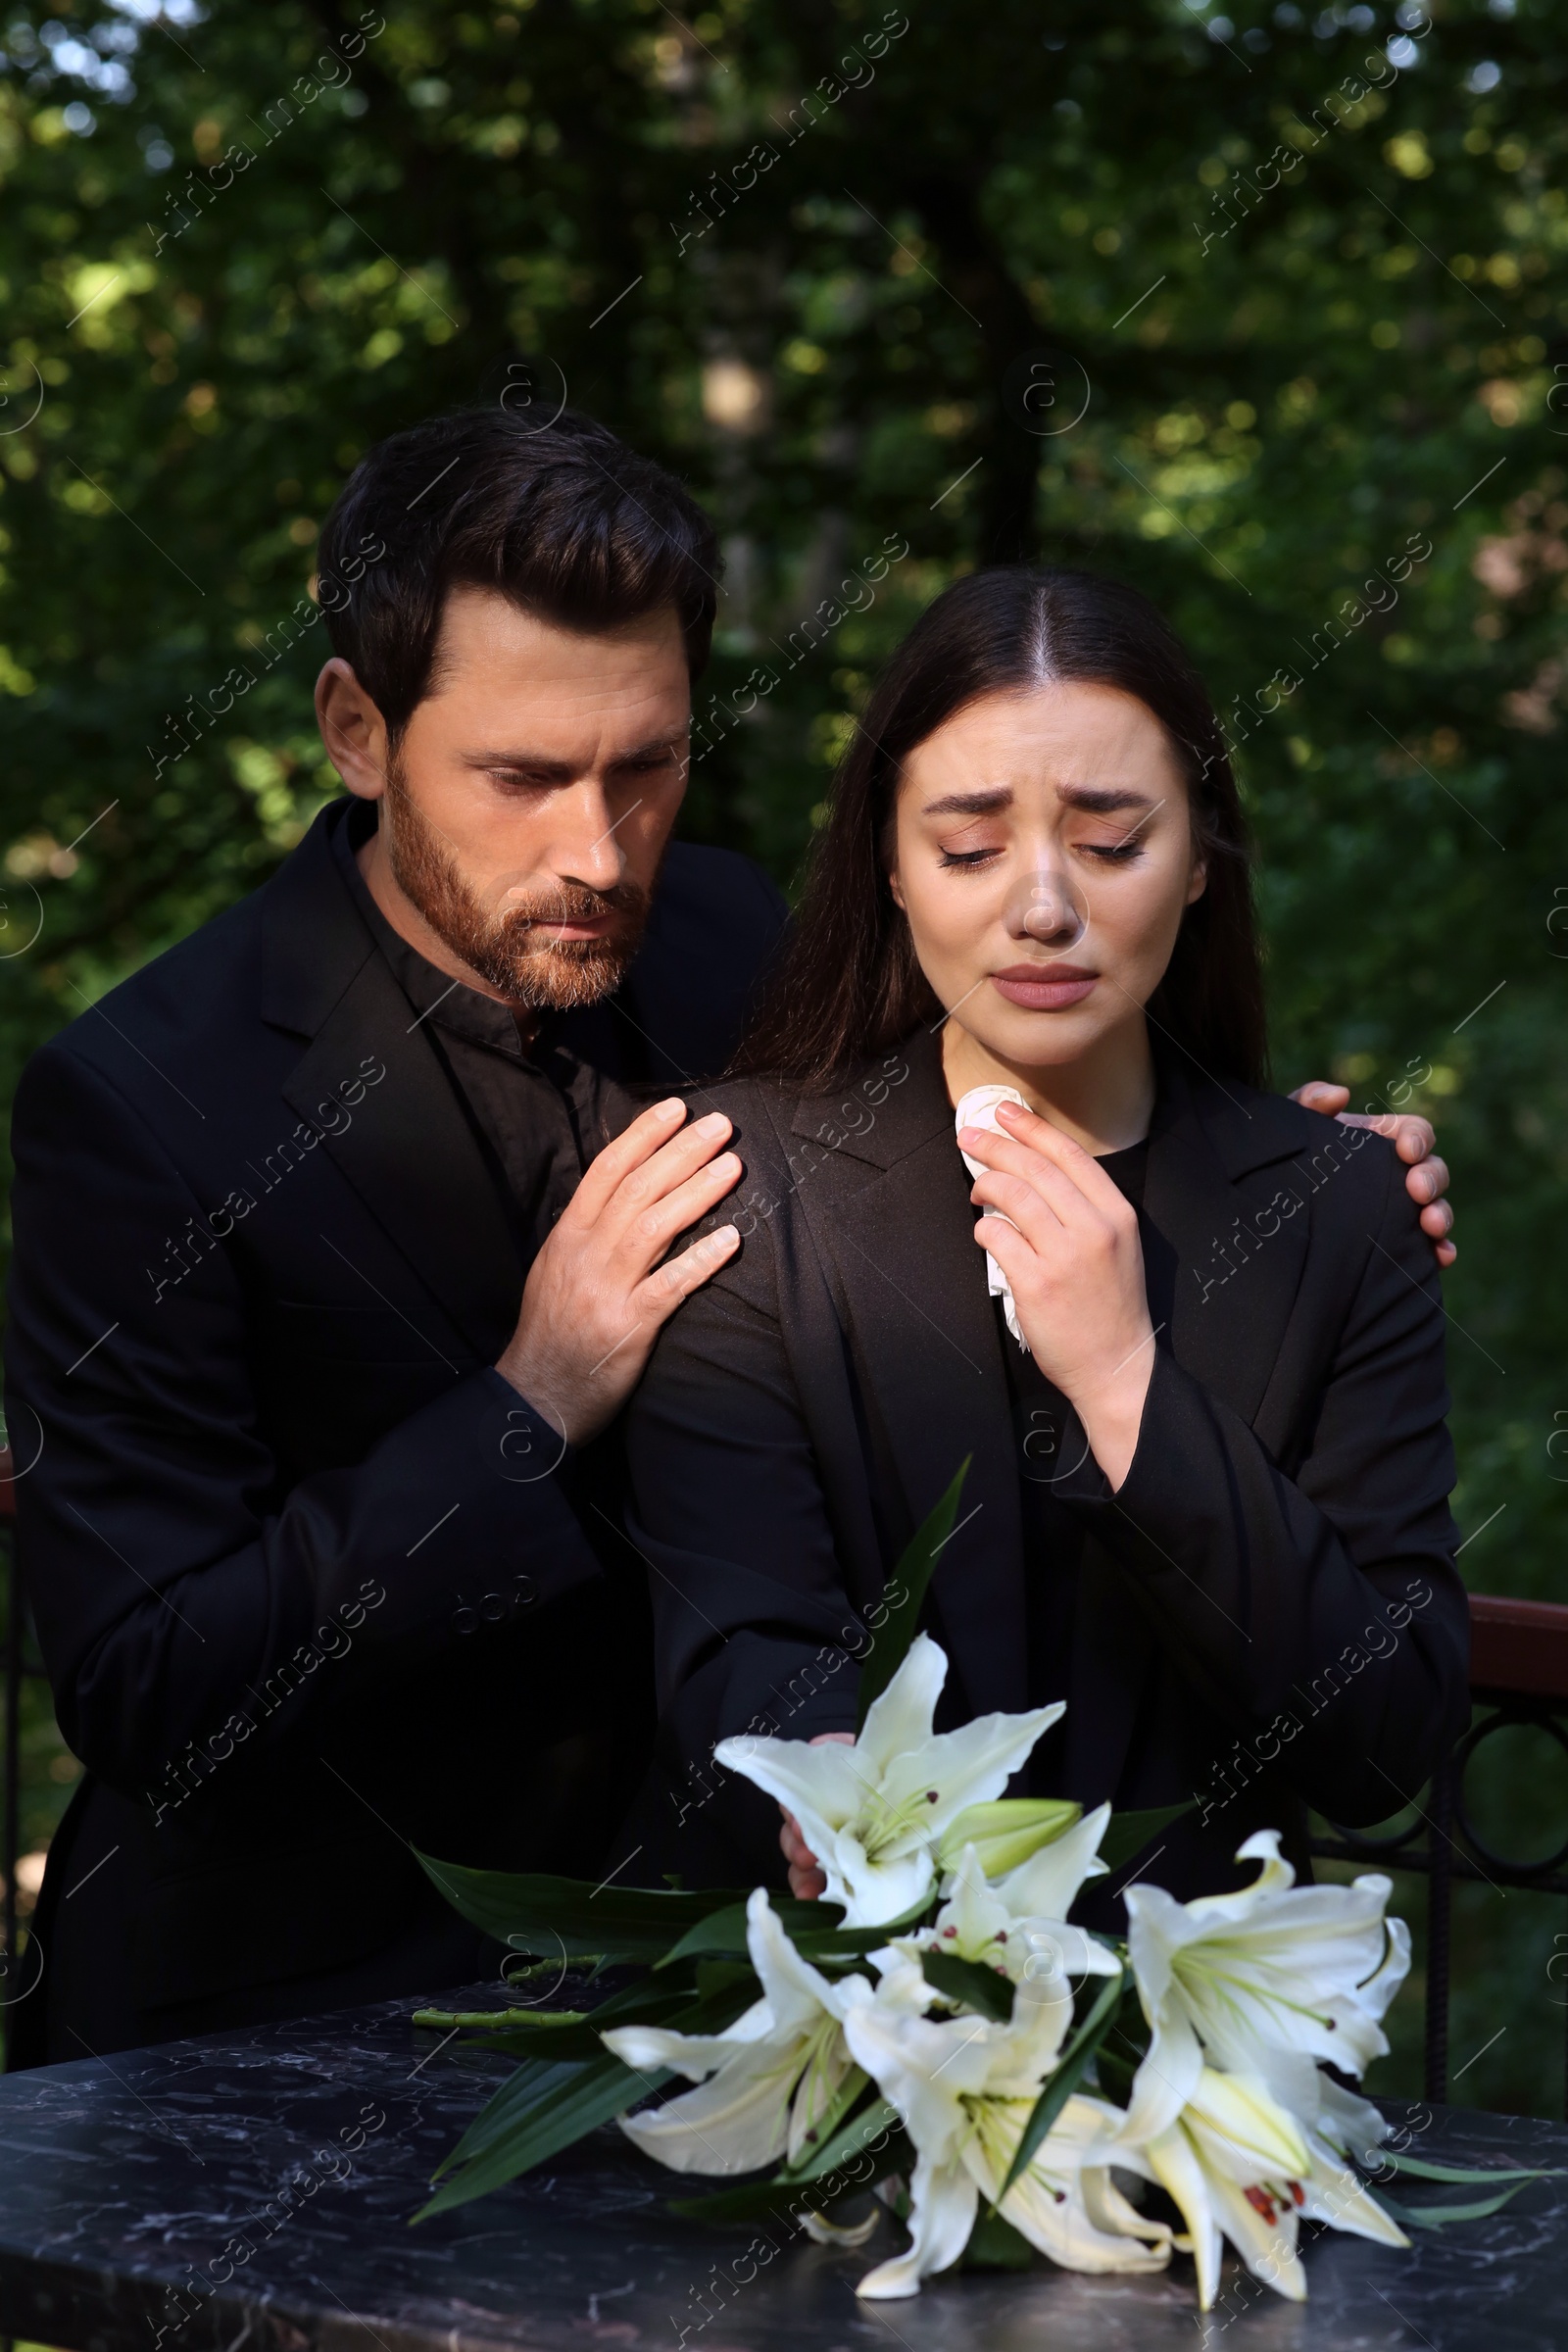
[0,1446,47,2076]
[1310,1594,1568,2114]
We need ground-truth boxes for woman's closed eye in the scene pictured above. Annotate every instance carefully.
[937,837,1148,870]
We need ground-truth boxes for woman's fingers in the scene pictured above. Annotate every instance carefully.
[972,1212,1040,1291]
[995,1099,1127,1200]
[958,1134,1085,1237]
[958,1111,1114,1226]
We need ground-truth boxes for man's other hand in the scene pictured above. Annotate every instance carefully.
[496,1097,742,1444]
[1292,1079,1455,1269]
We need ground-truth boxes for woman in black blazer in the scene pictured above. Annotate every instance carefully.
[624,565,1469,1913]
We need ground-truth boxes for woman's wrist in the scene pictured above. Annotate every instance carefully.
[1071,1340,1156,1492]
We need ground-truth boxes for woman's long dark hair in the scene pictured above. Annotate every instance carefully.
[733,565,1266,1091]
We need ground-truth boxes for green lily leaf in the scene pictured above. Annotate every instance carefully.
[657,1889,930,1972]
[416,2052,655,2218]
[414,1975,718,2065]
[413,1851,750,1961]
[919,1948,1015,2024]
[1096,1800,1195,1874]
[856,1458,970,1732]
[1371,2179,1547,2230]
[996,1965,1128,2204]
[415,1974,763,2217]
[961,2205,1035,2269]
[1368,2151,1566,2184]
[656,1891,845,1969]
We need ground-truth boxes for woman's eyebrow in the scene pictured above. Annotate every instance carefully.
[920,786,1013,816]
[1057,784,1155,814]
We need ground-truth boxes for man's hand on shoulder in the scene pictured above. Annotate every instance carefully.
[1292,1079,1455,1269]
[495,1096,743,1445]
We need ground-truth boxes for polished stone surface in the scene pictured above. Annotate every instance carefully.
[0,1979,1564,2352]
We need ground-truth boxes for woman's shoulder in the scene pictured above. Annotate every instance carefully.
[684,1038,935,1163]
[680,1072,800,1171]
[1180,1071,1406,1237]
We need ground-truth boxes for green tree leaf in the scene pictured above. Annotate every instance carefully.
[856,1459,970,1731]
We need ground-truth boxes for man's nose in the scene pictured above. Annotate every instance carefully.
[553,781,628,895]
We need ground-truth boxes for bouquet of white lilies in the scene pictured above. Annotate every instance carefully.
[414,1471,1544,2309]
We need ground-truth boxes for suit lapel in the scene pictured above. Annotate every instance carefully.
[1145,1063,1311,1427]
[262,806,523,1362]
[1067,1063,1314,1804]
[790,1038,1030,1718]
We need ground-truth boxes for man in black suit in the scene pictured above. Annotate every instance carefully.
[4,402,1453,2065]
[4,406,769,2060]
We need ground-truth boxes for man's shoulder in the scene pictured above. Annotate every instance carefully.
[25,891,265,1088]
[18,808,352,1109]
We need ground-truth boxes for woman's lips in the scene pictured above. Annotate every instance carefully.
[990,963,1097,1010]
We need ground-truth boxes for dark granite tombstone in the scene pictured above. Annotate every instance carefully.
[0,1982,1563,2352]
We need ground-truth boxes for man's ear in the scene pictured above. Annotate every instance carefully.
[316,659,389,800]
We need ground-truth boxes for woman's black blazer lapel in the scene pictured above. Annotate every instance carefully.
[1145,1057,1315,1432]
[783,1033,1030,1717]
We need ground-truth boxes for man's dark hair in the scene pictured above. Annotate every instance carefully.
[316,405,719,742]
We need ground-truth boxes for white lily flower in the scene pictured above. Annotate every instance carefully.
[714,1634,1063,1927]
[1122,1828,1410,2146]
[1105,2066,1317,2309]
[894,1821,1119,1988]
[843,1966,1170,2298]
[603,1888,872,2174]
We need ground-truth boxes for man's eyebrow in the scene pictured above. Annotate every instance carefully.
[462,735,687,775]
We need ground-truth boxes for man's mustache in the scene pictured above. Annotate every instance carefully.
[495,881,648,933]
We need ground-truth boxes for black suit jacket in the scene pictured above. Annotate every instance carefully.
[624,1028,1471,1909]
[5,801,786,2059]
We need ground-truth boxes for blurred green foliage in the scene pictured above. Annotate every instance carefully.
[0,0,1566,2111]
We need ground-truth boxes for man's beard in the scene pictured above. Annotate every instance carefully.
[380,764,652,1011]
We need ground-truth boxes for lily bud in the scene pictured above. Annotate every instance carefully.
[936,1797,1082,1879]
[1184,2068,1311,2180]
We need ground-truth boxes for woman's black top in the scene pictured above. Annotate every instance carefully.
[622,1029,1469,1910]
[1003,1140,1147,1799]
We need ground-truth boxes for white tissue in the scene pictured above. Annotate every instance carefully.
[955,1084,1031,1352]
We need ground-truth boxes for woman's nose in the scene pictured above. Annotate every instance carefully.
[1007,867,1086,947]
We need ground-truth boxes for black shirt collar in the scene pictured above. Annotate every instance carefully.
[330,797,530,1061]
